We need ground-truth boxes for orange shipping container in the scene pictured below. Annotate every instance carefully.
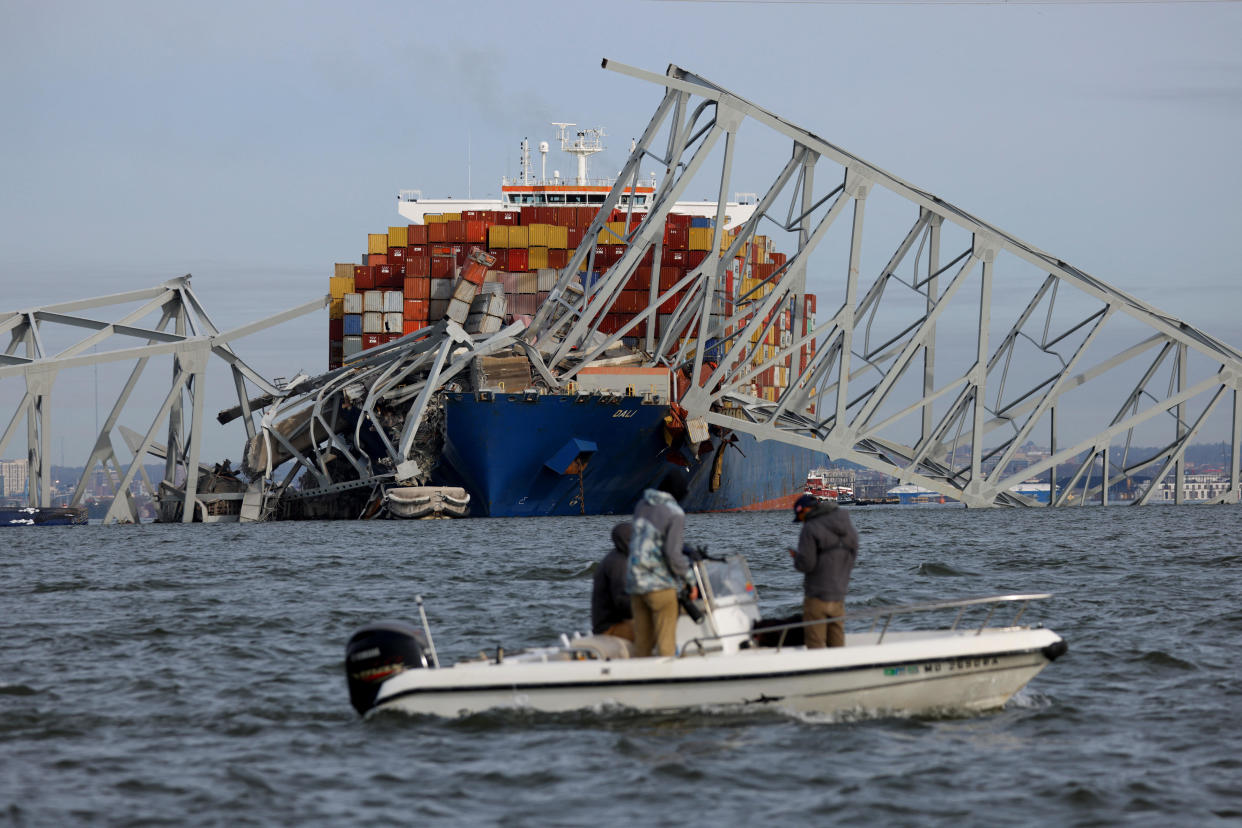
[403,298,429,320]
[403,276,430,300]
[428,223,448,243]
[407,224,429,245]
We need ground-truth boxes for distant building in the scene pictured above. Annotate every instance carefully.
[1149,474,1231,503]
[1,458,28,497]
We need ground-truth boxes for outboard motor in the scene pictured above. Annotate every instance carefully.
[344,621,429,715]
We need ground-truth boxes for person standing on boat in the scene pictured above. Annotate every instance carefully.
[591,522,635,640]
[627,469,695,657]
[790,493,859,648]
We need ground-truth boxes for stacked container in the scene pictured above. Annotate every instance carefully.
[326,208,817,408]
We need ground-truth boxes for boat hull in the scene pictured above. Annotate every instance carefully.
[370,628,1064,718]
[437,392,826,517]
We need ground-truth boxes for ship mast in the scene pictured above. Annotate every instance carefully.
[551,122,605,186]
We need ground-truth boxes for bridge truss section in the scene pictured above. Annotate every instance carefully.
[528,61,1242,507]
[0,277,323,523]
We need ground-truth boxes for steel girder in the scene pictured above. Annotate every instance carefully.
[0,277,325,522]
[527,61,1242,507]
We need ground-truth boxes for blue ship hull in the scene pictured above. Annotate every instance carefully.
[438,392,825,517]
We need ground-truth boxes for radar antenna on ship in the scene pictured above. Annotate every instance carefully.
[551,122,605,186]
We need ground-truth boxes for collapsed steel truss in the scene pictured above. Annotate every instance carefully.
[7,62,1239,517]
[0,277,322,523]
[529,61,1242,506]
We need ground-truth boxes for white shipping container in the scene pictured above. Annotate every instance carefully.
[342,336,363,357]
[363,290,384,312]
[429,299,450,318]
[446,298,470,325]
[517,272,538,294]
[382,291,404,313]
[451,280,477,304]
[363,311,384,333]
[343,292,363,315]
[384,312,404,333]
[537,268,557,292]
[429,279,454,300]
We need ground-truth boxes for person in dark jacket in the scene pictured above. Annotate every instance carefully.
[789,494,859,648]
[591,522,635,639]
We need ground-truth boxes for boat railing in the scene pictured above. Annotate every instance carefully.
[680,593,1053,656]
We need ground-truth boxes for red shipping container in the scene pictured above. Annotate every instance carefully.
[520,206,537,226]
[497,210,520,226]
[804,293,817,314]
[443,220,463,243]
[686,250,708,269]
[597,315,620,335]
[627,266,651,291]
[328,318,344,340]
[403,298,429,320]
[430,257,455,279]
[547,249,569,270]
[363,333,384,349]
[659,266,681,291]
[659,292,683,314]
[367,253,388,266]
[593,245,613,267]
[407,224,429,245]
[666,226,688,251]
[463,220,486,243]
[461,210,482,221]
[353,265,376,290]
[403,319,425,335]
[406,254,430,277]
[668,213,691,231]
[507,248,528,272]
[388,246,407,262]
[403,276,430,299]
[567,226,584,249]
[666,250,688,269]
[428,223,448,243]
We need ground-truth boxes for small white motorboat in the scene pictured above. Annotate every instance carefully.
[383,486,470,519]
[345,554,1066,719]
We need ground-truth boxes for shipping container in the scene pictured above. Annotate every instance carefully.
[387,226,408,247]
[368,233,389,255]
[354,266,376,290]
[528,246,549,270]
[403,276,430,300]
[343,335,363,358]
[329,275,355,299]
[429,278,454,300]
[363,333,384,350]
[363,311,385,334]
[363,290,384,312]
[402,319,425,335]
[328,318,344,340]
[343,292,363,315]
[506,248,528,272]
[403,298,429,321]
[382,290,403,312]
[407,224,429,245]
[488,225,509,248]
[429,298,450,319]
[334,262,354,279]
[384,311,404,333]
[343,314,363,336]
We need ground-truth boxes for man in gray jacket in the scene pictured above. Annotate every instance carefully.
[790,494,859,648]
[627,469,694,657]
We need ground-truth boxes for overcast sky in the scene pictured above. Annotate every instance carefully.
[2,0,1240,466]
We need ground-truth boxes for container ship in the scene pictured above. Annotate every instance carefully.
[317,125,826,517]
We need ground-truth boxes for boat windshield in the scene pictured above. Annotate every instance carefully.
[699,554,758,609]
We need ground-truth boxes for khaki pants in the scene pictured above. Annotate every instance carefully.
[602,619,635,641]
[632,589,679,657]
[803,597,845,649]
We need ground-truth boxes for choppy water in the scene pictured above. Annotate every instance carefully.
[3,506,1241,825]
